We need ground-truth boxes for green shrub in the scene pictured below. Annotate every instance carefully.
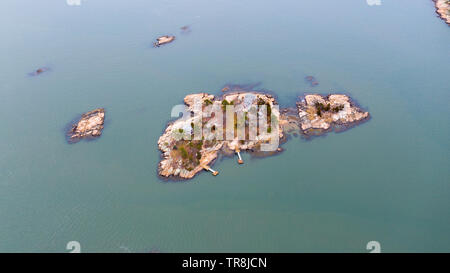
[314,102,332,116]
[332,105,344,112]
[179,146,188,159]
[195,140,203,150]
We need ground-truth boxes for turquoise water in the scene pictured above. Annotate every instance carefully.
[0,0,449,252]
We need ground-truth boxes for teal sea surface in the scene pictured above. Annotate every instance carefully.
[0,0,449,252]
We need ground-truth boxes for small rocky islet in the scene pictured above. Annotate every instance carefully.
[152,25,191,47]
[434,0,450,25]
[296,94,369,135]
[67,108,105,143]
[157,90,370,180]
[153,35,175,47]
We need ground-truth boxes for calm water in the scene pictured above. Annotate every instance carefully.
[0,0,449,252]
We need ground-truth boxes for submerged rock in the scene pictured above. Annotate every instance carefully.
[434,0,450,25]
[305,76,319,87]
[67,108,105,143]
[29,67,49,76]
[154,35,175,47]
[180,25,191,34]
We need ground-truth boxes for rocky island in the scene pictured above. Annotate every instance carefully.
[158,92,282,179]
[158,90,370,180]
[434,0,450,25]
[154,35,175,47]
[67,108,105,143]
[296,94,369,135]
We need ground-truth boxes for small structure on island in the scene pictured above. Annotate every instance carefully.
[235,148,244,164]
[154,35,175,47]
[203,165,219,176]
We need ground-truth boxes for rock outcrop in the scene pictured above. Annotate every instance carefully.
[434,0,450,25]
[154,35,175,47]
[67,108,105,143]
[296,94,369,135]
